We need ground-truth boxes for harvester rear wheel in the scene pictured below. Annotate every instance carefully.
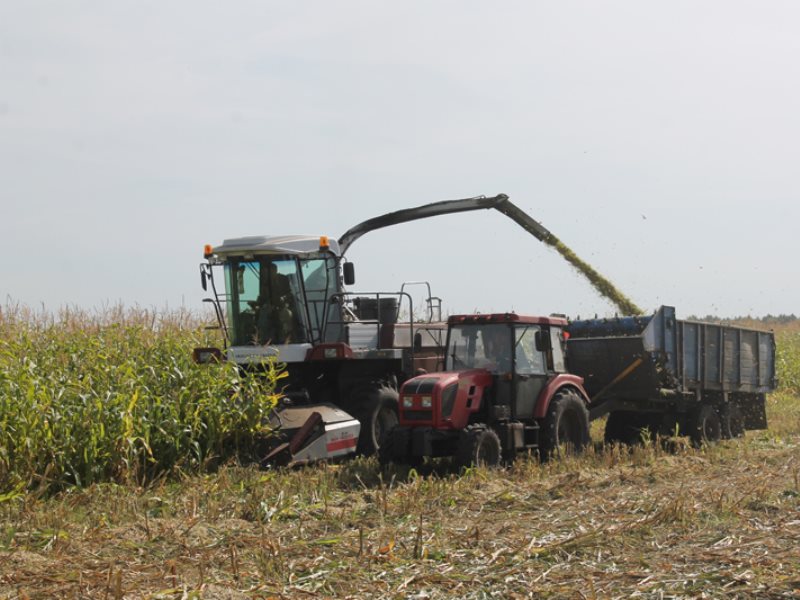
[457,424,502,469]
[540,389,590,460]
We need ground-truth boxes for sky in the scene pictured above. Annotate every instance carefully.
[1,1,799,320]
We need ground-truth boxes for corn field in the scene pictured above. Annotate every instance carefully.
[1,304,798,495]
[0,305,281,493]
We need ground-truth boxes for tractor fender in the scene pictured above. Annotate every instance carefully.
[532,374,590,420]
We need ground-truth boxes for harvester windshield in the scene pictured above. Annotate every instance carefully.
[223,255,336,346]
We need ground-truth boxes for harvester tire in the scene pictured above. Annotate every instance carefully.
[378,426,421,468]
[457,424,502,469]
[353,386,399,456]
[540,389,590,460]
[378,426,397,467]
[688,403,722,447]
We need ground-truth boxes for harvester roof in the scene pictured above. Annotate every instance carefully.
[210,234,341,258]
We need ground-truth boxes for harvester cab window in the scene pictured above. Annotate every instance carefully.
[225,257,309,346]
[514,325,545,375]
[301,257,337,343]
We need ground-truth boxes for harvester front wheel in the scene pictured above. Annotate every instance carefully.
[378,426,422,468]
[540,389,590,460]
[354,386,399,456]
[457,424,502,469]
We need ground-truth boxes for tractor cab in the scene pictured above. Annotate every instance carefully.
[385,313,589,468]
[409,313,570,429]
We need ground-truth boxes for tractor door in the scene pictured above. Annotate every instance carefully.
[512,324,548,419]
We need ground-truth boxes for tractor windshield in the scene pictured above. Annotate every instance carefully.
[446,324,512,373]
[224,255,336,346]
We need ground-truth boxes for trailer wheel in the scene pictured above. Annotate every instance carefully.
[353,386,399,456]
[720,403,745,439]
[688,403,722,447]
[540,389,590,460]
[457,425,502,469]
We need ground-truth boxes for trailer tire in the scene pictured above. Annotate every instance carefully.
[720,403,745,439]
[540,389,590,460]
[688,403,722,447]
[457,424,502,469]
[353,386,399,456]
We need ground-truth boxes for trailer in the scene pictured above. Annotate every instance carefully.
[566,306,776,445]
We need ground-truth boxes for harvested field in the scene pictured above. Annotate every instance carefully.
[1,423,799,598]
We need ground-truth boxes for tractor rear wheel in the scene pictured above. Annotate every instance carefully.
[456,424,502,469]
[688,403,722,447]
[539,389,590,460]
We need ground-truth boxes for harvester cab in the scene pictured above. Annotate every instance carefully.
[382,313,592,468]
[196,232,448,466]
[199,235,350,364]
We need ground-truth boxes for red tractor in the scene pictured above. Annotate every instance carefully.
[379,312,592,468]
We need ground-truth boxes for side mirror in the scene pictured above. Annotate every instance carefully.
[343,262,355,286]
[201,269,208,291]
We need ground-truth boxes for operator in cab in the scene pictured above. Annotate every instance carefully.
[478,326,512,372]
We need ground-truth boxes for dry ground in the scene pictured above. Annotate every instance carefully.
[1,419,799,599]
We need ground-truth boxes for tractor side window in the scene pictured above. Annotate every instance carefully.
[515,325,546,375]
[550,327,566,372]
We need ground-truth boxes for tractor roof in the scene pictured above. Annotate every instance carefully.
[448,313,568,327]
[210,235,341,258]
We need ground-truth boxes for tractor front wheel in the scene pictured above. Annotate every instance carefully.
[456,424,502,470]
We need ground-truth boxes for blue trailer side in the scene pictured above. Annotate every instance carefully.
[566,306,776,444]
